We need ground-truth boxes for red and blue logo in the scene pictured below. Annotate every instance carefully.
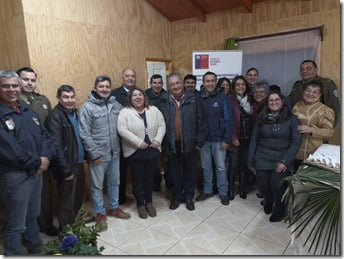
[195,54,209,69]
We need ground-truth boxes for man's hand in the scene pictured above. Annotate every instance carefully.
[221,142,229,150]
[276,163,287,173]
[93,159,102,165]
[35,157,50,176]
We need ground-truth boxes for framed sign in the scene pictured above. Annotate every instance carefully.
[192,50,242,90]
[145,58,172,90]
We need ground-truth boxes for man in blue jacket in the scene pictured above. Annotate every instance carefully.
[0,70,54,255]
[196,71,235,206]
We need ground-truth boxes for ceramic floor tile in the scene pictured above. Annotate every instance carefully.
[205,204,257,233]
[243,210,291,246]
[97,238,128,255]
[97,219,146,247]
[149,210,203,239]
[181,221,240,254]
[172,201,220,222]
[164,241,216,255]
[223,233,286,255]
[117,228,178,255]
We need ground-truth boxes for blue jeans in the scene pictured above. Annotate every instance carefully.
[200,141,228,196]
[0,171,43,255]
[88,159,120,215]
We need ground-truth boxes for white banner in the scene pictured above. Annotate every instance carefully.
[192,50,243,90]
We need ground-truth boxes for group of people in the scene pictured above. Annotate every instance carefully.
[0,59,339,255]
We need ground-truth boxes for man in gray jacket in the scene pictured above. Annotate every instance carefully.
[79,75,130,230]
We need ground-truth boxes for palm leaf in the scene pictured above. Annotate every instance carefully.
[282,165,340,255]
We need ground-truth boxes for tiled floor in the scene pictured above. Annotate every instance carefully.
[0,184,307,255]
[81,186,302,256]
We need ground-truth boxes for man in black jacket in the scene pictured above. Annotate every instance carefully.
[110,68,136,204]
[0,70,54,255]
[157,72,208,211]
[45,85,85,231]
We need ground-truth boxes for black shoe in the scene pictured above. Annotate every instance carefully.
[260,199,266,206]
[269,205,285,222]
[40,226,58,236]
[239,193,247,199]
[195,193,213,201]
[264,203,273,214]
[269,213,284,222]
[220,195,229,205]
[185,200,195,210]
[169,200,180,210]
[256,192,264,199]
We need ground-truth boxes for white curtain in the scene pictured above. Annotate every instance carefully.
[239,29,321,95]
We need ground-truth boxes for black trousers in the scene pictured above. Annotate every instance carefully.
[168,142,196,201]
[119,152,128,203]
[227,139,250,196]
[57,164,85,230]
[38,169,56,231]
[127,157,157,207]
[256,168,288,209]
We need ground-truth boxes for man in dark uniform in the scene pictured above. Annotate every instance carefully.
[0,70,54,255]
[16,67,57,236]
[288,60,340,126]
[110,68,136,204]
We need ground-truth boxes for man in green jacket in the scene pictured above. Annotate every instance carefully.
[16,67,57,236]
[288,60,340,126]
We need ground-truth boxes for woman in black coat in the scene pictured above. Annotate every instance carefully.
[247,90,301,222]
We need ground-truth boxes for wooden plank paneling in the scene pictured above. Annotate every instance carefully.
[21,0,171,108]
[0,0,30,70]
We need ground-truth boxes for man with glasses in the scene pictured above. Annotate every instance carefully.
[0,70,54,255]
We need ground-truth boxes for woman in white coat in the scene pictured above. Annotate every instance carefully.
[117,87,166,219]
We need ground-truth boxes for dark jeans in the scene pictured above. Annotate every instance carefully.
[168,142,196,201]
[227,139,250,196]
[57,163,85,231]
[0,171,43,255]
[127,157,157,207]
[38,169,55,231]
[256,169,288,209]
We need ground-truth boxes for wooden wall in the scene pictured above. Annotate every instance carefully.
[170,0,340,144]
[0,0,30,70]
[20,0,171,108]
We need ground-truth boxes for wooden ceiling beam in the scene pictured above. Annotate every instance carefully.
[188,0,206,22]
[240,0,253,12]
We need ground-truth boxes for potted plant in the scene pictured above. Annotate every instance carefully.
[282,164,340,255]
[43,207,105,255]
